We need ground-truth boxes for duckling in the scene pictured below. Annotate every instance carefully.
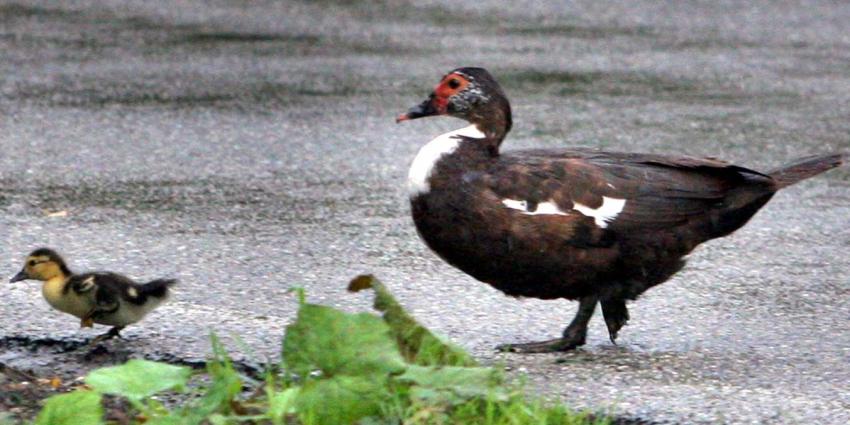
[10,248,176,344]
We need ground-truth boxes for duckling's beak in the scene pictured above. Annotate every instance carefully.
[10,269,29,283]
[396,95,440,123]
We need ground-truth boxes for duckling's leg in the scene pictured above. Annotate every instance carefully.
[88,326,125,346]
[497,295,598,353]
[80,309,96,328]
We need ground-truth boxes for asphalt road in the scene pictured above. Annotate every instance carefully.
[1,1,848,423]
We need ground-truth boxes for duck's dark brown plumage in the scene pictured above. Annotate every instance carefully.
[399,67,845,352]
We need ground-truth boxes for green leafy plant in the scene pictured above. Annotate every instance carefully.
[35,390,102,425]
[86,360,191,406]
[348,274,477,367]
[24,275,607,425]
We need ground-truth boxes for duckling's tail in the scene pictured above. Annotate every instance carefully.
[139,278,177,299]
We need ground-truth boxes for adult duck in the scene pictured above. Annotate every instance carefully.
[397,67,844,353]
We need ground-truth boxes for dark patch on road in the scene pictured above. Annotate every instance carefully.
[1,176,394,231]
[177,32,322,44]
[0,3,81,20]
[7,78,367,109]
[9,84,238,108]
[0,2,419,55]
[656,37,763,50]
[0,335,265,421]
[503,23,656,39]
[0,335,264,378]
[0,2,417,109]
[497,69,800,105]
[163,31,412,57]
[18,179,273,213]
[303,0,503,27]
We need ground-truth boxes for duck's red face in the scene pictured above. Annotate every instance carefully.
[396,72,472,123]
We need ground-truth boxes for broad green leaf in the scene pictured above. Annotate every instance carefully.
[282,303,406,377]
[207,414,228,425]
[296,375,388,425]
[85,359,191,402]
[35,390,102,425]
[268,387,299,424]
[348,274,477,366]
[143,416,186,425]
[397,365,504,401]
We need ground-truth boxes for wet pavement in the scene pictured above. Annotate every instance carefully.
[1,1,848,423]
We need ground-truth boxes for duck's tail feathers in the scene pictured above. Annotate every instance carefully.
[139,278,177,299]
[769,153,845,189]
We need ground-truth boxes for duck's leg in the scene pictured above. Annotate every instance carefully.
[600,297,629,344]
[88,326,125,346]
[497,295,598,353]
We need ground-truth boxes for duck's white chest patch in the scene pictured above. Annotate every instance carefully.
[408,125,485,196]
[572,197,626,228]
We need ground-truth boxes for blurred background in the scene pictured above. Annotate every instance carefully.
[1,1,848,423]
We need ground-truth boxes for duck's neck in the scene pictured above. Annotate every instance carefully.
[468,98,512,154]
[408,124,488,197]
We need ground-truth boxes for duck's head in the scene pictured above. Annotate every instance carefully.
[10,248,72,282]
[397,67,512,141]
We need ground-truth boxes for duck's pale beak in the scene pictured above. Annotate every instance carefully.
[396,96,440,123]
[10,269,28,283]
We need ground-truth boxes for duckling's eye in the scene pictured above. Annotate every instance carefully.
[27,260,36,267]
[448,79,461,89]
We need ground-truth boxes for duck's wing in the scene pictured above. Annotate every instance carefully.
[485,149,775,246]
[68,272,140,318]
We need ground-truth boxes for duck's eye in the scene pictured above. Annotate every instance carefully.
[27,260,36,267]
[447,79,461,89]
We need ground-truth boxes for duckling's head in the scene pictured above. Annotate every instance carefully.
[10,248,72,282]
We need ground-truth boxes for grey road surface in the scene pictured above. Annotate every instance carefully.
[1,1,848,423]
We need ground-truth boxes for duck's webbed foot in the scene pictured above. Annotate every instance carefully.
[88,326,125,346]
[497,337,583,353]
[601,298,629,344]
[496,295,598,353]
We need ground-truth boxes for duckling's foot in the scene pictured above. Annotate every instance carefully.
[80,314,95,328]
[88,326,124,347]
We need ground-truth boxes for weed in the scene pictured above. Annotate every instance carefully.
[24,275,607,424]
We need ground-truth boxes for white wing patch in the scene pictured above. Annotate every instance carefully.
[502,196,627,228]
[79,276,96,292]
[501,199,568,216]
[572,196,627,228]
[408,125,485,196]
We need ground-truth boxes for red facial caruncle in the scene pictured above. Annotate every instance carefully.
[396,72,470,123]
[431,72,470,113]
